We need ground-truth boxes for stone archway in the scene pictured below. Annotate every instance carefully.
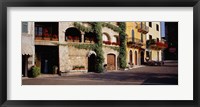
[88,51,97,72]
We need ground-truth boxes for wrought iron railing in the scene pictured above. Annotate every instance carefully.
[146,39,168,49]
[127,37,143,47]
[136,23,149,34]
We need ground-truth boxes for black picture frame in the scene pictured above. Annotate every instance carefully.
[0,0,199,107]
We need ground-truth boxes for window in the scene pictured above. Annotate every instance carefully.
[156,24,159,31]
[149,35,152,40]
[112,36,118,43]
[146,51,149,57]
[141,34,143,42]
[157,38,159,42]
[22,22,28,33]
[35,26,43,36]
[149,22,152,27]
[103,33,109,41]
[132,30,135,42]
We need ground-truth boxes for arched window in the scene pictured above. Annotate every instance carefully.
[102,33,110,41]
[103,33,111,45]
[112,35,118,43]
[132,30,135,42]
[65,27,81,42]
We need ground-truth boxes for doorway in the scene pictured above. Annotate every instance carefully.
[88,54,96,72]
[129,50,133,64]
[135,51,137,65]
[35,46,59,74]
[141,51,144,65]
[107,54,116,70]
[22,55,29,77]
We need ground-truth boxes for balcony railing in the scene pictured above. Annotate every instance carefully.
[146,39,168,50]
[127,38,143,48]
[35,34,58,41]
[136,23,149,34]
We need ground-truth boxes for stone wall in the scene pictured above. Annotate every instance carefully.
[59,44,90,72]
[68,46,89,70]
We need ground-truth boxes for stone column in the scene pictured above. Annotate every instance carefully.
[81,32,85,43]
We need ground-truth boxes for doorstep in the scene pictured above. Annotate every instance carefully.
[37,74,60,78]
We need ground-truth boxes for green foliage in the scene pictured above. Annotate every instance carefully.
[146,39,156,48]
[73,22,126,70]
[79,65,85,68]
[68,43,96,50]
[104,46,120,52]
[93,22,104,73]
[102,22,121,32]
[31,66,40,78]
[74,22,93,32]
[73,65,85,69]
[118,22,126,31]
[118,22,127,69]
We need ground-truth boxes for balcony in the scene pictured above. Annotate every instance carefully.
[127,38,143,48]
[35,34,58,41]
[136,23,149,34]
[35,22,58,41]
[146,39,168,50]
[103,41,120,46]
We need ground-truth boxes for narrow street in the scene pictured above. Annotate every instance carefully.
[22,61,178,85]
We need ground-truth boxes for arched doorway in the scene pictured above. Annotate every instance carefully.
[88,54,96,72]
[65,27,81,42]
[141,51,144,65]
[107,54,116,70]
[129,50,133,64]
[135,51,137,65]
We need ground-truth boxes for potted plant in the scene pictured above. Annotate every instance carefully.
[52,65,58,74]
[73,65,79,70]
[31,66,40,78]
[67,35,73,42]
[79,66,85,70]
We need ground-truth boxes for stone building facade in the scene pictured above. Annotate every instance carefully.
[22,22,120,76]
[21,21,167,76]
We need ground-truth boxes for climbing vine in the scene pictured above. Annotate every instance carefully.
[74,22,93,32]
[72,22,126,71]
[101,22,121,32]
[104,46,120,52]
[93,22,104,73]
[68,43,96,50]
[118,22,127,69]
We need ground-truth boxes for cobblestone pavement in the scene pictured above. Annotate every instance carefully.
[22,61,178,85]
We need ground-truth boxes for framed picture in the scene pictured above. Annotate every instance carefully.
[0,0,199,107]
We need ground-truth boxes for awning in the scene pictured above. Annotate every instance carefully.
[21,36,33,55]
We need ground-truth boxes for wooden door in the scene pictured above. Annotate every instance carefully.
[107,54,116,70]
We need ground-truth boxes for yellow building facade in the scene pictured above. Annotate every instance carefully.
[126,22,148,67]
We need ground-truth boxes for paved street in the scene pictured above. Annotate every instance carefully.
[22,61,178,85]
